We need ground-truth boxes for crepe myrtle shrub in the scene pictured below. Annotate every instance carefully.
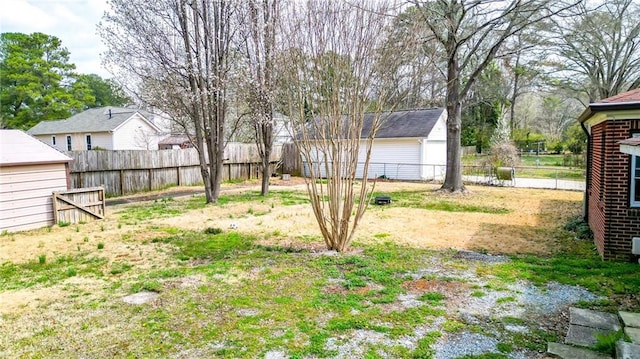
[279,0,417,252]
[489,140,520,169]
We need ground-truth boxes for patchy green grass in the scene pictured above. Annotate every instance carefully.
[488,240,640,298]
[118,191,311,224]
[371,191,510,214]
[0,255,107,290]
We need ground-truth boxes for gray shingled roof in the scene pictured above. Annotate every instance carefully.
[27,107,154,135]
[301,108,445,140]
[362,108,445,138]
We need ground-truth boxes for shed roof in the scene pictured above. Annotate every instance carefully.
[27,107,160,135]
[159,134,192,145]
[362,108,445,138]
[0,130,72,167]
[300,108,445,140]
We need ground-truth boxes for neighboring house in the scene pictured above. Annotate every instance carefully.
[304,108,447,181]
[28,107,163,151]
[0,130,72,232]
[578,88,640,261]
[158,134,194,150]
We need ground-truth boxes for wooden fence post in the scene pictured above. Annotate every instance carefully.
[120,169,125,196]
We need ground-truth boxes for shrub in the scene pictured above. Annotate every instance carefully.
[488,141,520,168]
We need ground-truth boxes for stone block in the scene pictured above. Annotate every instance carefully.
[626,327,640,344]
[547,342,611,359]
[616,340,640,359]
[621,312,640,329]
[566,324,615,347]
[570,307,621,331]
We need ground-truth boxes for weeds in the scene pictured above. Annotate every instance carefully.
[594,330,625,355]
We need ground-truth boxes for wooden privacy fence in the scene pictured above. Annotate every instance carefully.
[65,144,285,197]
[53,187,105,224]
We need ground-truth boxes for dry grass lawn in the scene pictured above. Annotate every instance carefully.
[0,180,582,317]
[1,180,582,266]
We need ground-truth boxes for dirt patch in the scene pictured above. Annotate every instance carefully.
[402,278,469,295]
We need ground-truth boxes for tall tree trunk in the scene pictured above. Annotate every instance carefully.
[441,45,465,192]
[259,120,273,196]
[509,52,521,138]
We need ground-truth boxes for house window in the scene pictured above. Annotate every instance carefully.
[631,133,640,207]
[86,135,92,150]
[51,136,56,146]
[66,135,72,151]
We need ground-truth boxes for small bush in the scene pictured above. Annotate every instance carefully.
[489,141,520,168]
[204,227,223,235]
[97,242,105,250]
[38,254,46,265]
[564,216,593,240]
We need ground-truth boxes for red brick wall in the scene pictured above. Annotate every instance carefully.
[588,122,606,257]
[588,118,640,261]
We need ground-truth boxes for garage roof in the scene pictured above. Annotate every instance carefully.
[362,108,445,138]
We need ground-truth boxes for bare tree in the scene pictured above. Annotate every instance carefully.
[278,0,413,252]
[380,6,447,109]
[100,0,236,203]
[239,0,280,196]
[411,0,580,192]
[551,0,640,103]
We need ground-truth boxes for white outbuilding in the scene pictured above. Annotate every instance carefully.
[0,130,72,232]
[304,108,448,181]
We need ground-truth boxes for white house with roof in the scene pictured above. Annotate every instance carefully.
[303,108,448,181]
[0,130,72,232]
[27,107,163,151]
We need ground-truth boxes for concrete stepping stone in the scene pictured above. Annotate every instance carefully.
[570,307,622,331]
[122,291,159,305]
[621,312,640,329]
[566,324,615,347]
[547,342,612,359]
[616,340,640,359]
[627,327,640,344]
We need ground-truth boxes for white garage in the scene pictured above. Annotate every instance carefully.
[304,108,447,181]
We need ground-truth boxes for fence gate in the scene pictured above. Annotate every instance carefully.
[52,187,105,224]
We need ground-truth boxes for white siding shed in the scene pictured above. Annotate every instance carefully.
[0,130,72,232]
[304,108,448,181]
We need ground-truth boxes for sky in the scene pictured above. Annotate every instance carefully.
[0,0,111,78]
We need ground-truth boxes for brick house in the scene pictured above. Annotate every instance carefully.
[578,88,640,261]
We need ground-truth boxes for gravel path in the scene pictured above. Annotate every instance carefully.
[320,249,602,359]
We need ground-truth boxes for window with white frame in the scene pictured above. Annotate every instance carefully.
[66,135,72,151]
[51,136,56,146]
[86,134,92,150]
[631,133,640,207]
